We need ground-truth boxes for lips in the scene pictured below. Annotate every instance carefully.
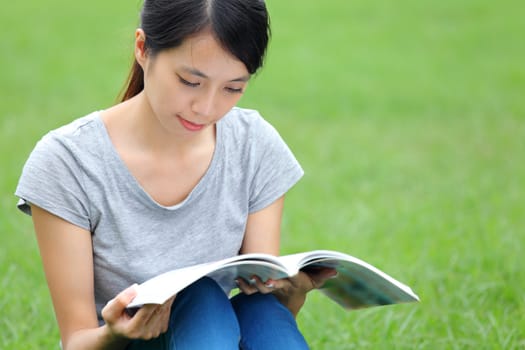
[177,115,205,132]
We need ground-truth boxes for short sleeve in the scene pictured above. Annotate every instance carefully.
[248,117,304,213]
[15,132,91,230]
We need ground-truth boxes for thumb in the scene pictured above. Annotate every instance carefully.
[306,268,338,289]
[102,284,138,322]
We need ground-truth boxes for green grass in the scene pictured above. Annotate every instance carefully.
[1,0,524,348]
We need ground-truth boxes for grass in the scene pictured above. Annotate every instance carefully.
[1,0,524,348]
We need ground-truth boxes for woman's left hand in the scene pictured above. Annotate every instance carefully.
[236,267,337,317]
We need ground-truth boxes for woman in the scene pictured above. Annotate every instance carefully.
[16,1,335,349]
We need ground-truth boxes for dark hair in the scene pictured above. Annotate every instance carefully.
[119,0,270,101]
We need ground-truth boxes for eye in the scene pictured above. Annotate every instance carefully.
[177,75,200,88]
[225,87,244,94]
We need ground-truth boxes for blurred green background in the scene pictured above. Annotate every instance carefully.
[1,0,524,348]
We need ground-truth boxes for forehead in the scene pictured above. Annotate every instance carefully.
[162,32,249,81]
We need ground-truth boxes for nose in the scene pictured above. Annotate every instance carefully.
[191,90,217,119]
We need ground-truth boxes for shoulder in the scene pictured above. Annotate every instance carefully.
[217,107,301,173]
[32,111,104,158]
[219,109,304,213]
[220,107,282,145]
[22,111,106,178]
[41,111,102,146]
[16,112,104,225]
[222,106,273,128]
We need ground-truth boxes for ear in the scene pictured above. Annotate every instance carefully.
[134,28,147,68]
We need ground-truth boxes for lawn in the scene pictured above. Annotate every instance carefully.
[1,0,524,348]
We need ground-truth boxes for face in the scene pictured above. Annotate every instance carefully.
[135,30,250,135]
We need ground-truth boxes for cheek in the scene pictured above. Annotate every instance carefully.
[148,75,184,108]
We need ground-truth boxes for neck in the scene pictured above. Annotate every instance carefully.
[106,92,216,158]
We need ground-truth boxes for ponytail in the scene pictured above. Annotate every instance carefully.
[119,58,144,102]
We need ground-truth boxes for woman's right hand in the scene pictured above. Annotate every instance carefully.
[31,205,177,349]
[101,285,175,341]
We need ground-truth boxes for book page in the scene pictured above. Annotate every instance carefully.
[128,261,222,307]
[208,260,291,291]
[128,254,291,308]
[318,259,419,309]
[279,250,419,309]
[127,250,419,310]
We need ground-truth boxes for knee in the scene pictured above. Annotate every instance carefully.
[168,277,241,348]
[231,293,309,350]
[232,292,291,321]
[183,276,225,299]
[176,276,234,314]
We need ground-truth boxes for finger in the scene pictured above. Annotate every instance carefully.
[145,304,171,336]
[285,272,317,293]
[236,278,258,295]
[102,284,138,324]
[306,268,338,288]
[158,299,175,333]
[266,277,292,291]
[152,296,175,325]
[251,276,277,294]
[125,304,165,339]
[132,304,160,326]
[288,268,337,293]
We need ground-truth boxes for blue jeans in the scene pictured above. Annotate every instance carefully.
[127,277,309,349]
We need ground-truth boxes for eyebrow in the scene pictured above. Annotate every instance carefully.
[181,66,250,83]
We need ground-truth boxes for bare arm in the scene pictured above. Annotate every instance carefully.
[31,205,173,350]
[240,196,284,256]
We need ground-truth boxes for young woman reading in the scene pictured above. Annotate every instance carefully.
[16,1,335,349]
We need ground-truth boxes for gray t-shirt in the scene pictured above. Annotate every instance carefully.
[15,107,303,321]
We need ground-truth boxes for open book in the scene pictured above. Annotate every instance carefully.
[127,250,419,310]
